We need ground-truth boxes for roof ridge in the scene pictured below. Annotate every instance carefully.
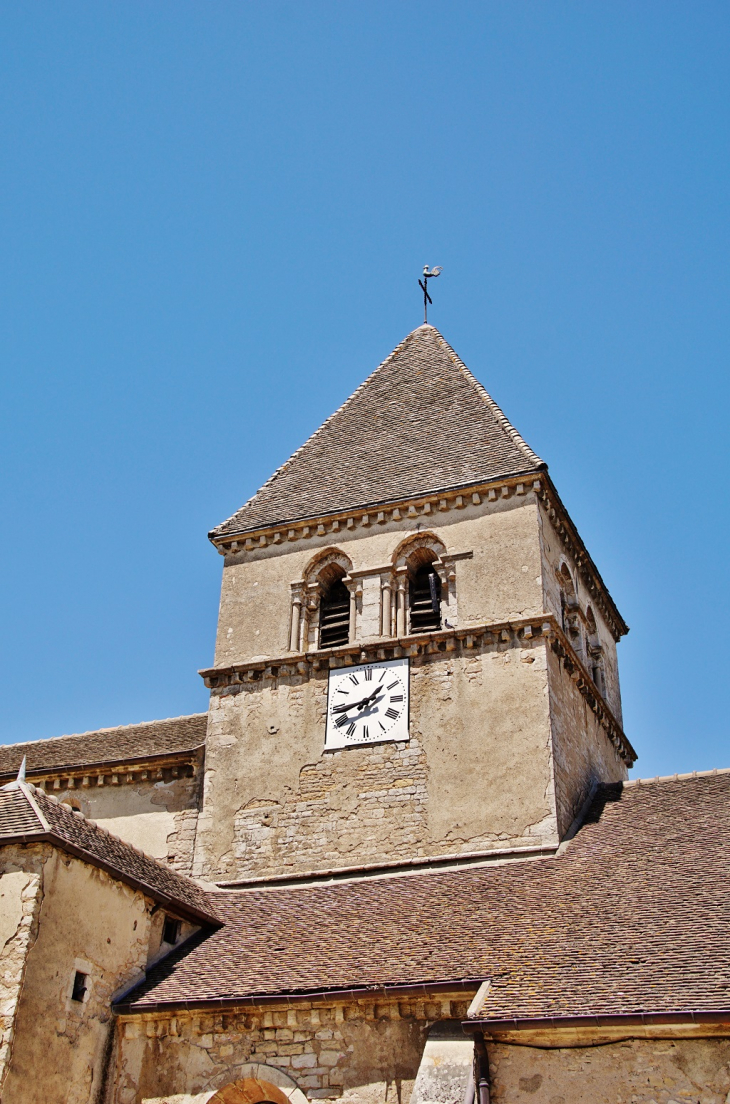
[17,782,51,832]
[210,327,421,537]
[622,766,730,787]
[430,329,545,470]
[0,781,50,832]
[0,712,207,752]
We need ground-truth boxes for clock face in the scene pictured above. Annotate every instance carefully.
[325,657,409,749]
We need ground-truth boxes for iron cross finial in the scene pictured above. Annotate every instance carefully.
[418,266,442,323]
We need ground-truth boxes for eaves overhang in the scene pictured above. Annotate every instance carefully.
[114,976,483,1017]
[0,744,205,785]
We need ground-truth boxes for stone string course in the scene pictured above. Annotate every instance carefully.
[28,759,198,795]
[202,616,634,769]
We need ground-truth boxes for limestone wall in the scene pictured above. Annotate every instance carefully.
[45,753,204,870]
[0,845,46,1095]
[486,1037,730,1103]
[546,646,628,837]
[112,1006,730,1104]
[112,997,471,1104]
[213,495,545,667]
[3,849,154,1104]
[193,635,556,882]
[538,504,623,724]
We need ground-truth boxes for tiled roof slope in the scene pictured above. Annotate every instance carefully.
[0,714,207,779]
[212,325,545,537]
[119,772,730,1020]
[0,782,218,926]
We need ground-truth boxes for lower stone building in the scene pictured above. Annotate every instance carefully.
[0,323,728,1103]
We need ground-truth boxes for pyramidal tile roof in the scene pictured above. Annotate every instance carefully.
[212,324,545,538]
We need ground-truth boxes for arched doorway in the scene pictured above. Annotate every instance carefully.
[209,1065,308,1104]
[208,1079,289,1104]
[143,1064,308,1104]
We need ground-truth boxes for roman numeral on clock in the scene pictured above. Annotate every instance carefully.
[385,707,399,720]
[362,724,369,740]
[390,694,403,702]
[365,668,372,681]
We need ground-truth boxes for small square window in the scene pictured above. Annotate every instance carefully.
[71,971,87,1003]
[162,917,181,945]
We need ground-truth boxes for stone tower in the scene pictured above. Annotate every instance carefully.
[192,324,633,884]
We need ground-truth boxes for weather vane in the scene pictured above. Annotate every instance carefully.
[419,265,442,323]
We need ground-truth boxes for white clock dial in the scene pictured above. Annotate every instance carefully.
[325,657,409,749]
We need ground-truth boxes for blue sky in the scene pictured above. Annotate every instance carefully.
[0,2,727,777]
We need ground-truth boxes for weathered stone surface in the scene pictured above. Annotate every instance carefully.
[409,1021,473,1104]
[2,848,155,1104]
[487,1038,730,1103]
[113,1001,468,1104]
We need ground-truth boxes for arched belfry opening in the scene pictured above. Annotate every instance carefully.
[319,570,351,648]
[409,559,442,632]
[389,533,449,637]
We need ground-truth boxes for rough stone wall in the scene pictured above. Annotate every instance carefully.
[166,808,202,876]
[546,645,628,837]
[213,495,544,666]
[45,753,204,866]
[0,845,46,1095]
[193,636,556,882]
[112,998,471,1104]
[3,848,154,1104]
[487,1037,730,1103]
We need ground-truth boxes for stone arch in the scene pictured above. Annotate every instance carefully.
[290,548,355,652]
[557,560,576,601]
[209,1065,308,1104]
[302,547,353,587]
[392,532,448,573]
[389,533,450,636]
[557,560,586,660]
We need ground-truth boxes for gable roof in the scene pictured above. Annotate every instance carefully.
[0,713,207,780]
[0,782,218,926]
[212,325,545,538]
[117,771,730,1021]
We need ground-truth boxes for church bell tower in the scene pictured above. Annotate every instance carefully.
[192,324,634,885]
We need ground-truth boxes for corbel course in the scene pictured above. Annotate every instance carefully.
[212,475,626,645]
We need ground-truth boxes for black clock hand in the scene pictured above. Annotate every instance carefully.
[357,688,384,711]
[332,688,384,714]
[332,696,371,714]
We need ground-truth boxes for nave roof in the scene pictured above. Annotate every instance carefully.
[117,770,730,1023]
[0,713,207,780]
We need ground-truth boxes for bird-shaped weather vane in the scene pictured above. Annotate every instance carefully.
[419,265,442,323]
